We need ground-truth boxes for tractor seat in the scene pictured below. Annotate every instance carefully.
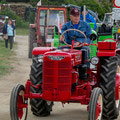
[97,24,112,36]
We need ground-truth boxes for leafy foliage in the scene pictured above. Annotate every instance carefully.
[1,0,114,22]
[77,0,105,19]
[0,0,8,4]
[29,0,113,20]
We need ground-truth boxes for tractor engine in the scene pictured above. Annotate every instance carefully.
[42,49,82,101]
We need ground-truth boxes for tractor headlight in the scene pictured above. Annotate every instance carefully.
[91,56,99,65]
[48,56,65,60]
[38,55,43,62]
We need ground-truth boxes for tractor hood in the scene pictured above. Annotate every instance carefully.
[44,49,82,66]
[32,47,57,55]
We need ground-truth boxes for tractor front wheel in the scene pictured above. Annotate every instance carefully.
[88,87,103,120]
[10,84,28,120]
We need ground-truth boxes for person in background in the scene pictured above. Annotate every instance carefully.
[80,6,97,31]
[3,18,15,50]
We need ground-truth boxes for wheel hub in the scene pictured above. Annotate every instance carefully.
[17,90,28,120]
[17,95,24,119]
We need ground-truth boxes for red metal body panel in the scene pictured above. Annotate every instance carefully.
[43,52,72,101]
[97,42,116,56]
[42,49,82,101]
[24,79,92,104]
[97,50,116,56]
[98,41,116,50]
[32,47,56,55]
[70,81,92,104]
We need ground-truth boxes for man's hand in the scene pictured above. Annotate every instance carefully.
[74,42,80,46]
[60,35,65,42]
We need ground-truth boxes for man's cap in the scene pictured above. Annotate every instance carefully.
[70,8,80,16]
[80,5,88,13]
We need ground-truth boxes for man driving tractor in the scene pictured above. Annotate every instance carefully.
[60,8,92,67]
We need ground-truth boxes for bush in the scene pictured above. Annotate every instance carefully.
[0,8,29,28]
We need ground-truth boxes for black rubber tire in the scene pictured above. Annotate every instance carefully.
[100,56,120,119]
[88,87,103,120]
[28,28,36,58]
[30,57,53,116]
[10,84,27,120]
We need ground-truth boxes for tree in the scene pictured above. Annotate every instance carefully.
[76,0,107,20]
[0,0,7,4]
[29,0,113,20]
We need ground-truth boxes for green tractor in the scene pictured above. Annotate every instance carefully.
[53,22,98,59]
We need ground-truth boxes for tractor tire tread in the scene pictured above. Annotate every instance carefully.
[30,57,53,116]
[100,56,119,119]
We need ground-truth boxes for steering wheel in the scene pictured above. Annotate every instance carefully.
[61,29,87,48]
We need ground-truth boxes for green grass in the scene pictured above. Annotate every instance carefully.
[0,40,14,77]
[16,28,29,36]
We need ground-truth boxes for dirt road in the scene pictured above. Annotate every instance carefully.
[0,36,119,120]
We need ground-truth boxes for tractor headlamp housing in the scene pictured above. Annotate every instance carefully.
[48,56,65,60]
[38,55,43,62]
[91,56,99,65]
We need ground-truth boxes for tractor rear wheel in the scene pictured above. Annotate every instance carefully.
[28,28,37,58]
[10,84,28,120]
[100,56,120,119]
[30,57,53,116]
[88,87,103,120]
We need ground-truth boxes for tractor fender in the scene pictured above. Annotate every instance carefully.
[97,41,116,56]
[32,47,57,55]
[29,24,36,29]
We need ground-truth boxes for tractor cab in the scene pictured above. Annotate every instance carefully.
[28,5,67,58]
[37,6,67,47]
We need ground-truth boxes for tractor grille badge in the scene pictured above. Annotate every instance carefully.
[48,56,65,60]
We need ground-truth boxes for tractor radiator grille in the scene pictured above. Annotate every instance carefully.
[43,61,72,91]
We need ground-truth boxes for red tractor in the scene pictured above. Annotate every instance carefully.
[28,5,67,58]
[10,29,120,120]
